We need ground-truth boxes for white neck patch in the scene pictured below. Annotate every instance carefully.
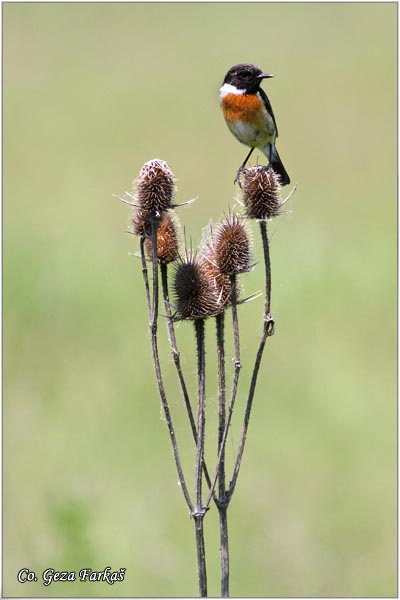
[219,82,245,98]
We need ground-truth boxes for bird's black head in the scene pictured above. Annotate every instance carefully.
[223,63,273,94]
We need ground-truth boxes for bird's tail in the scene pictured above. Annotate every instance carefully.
[268,145,290,186]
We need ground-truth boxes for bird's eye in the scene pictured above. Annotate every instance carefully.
[238,72,247,79]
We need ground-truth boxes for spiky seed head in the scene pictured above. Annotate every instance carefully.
[200,254,232,309]
[144,211,180,264]
[173,258,219,320]
[136,159,175,214]
[132,209,152,238]
[242,166,281,220]
[212,214,251,275]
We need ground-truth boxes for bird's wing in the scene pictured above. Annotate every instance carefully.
[259,88,278,138]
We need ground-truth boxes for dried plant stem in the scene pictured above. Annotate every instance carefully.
[194,513,207,597]
[216,312,229,597]
[204,275,241,509]
[230,273,242,405]
[150,219,159,327]
[139,236,151,315]
[160,263,214,495]
[218,508,229,597]
[194,317,208,597]
[143,221,193,513]
[259,220,272,318]
[216,313,227,499]
[229,220,274,497]
[194,318,206,511]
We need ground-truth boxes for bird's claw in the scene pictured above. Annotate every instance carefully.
[234,167,244,187]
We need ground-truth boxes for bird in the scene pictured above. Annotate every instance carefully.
[219,63,290,185]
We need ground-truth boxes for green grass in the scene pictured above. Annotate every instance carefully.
[3,3,396,597]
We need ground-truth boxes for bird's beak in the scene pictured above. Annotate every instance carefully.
[258,73,274,79]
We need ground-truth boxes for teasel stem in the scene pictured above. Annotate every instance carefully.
[194,317,208,597]
[204,274,241,509]
[259,220,272,318]
[219,507,229,597]
[145,218,193,513]
[205,275,241,508]
[230,273,242,389]
[139,236,151,316]
[229,220,274,497]
[219,275,242,598]
[160,262,193,422]
[194,512,207,597]
[206,276,240,592]
[216,312,226,499]
[150,218,159,328]
[160,263,215,496]
[194,318,206,511]
[216,312,230,598]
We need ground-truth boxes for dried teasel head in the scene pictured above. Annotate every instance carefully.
[144,211,180,264]
[173,256,219,320]
[200,253,232,309]
[136,159,175,215]
[211,214,252,276]
[131,208,152,238]
[242,166,282,220]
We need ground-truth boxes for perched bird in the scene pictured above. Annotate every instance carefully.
[219,63,290,185]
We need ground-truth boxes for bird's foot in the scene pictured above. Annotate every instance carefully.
[234,166,245,187]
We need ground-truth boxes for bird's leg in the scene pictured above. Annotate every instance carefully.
[241,147,255,170]
[234,147,255,186]
[268,144,273,168]
[266,145,276,176]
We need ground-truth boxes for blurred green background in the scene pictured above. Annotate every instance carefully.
[3,3,397,597]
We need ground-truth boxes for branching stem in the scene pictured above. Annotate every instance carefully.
[229,220,274,497]
[160,263,214,495]
[204,275,241,509]
[142,221,194,513]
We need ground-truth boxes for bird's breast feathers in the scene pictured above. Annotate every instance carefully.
[220,86,275,147]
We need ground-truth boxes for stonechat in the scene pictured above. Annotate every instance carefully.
[220,63,290,186]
